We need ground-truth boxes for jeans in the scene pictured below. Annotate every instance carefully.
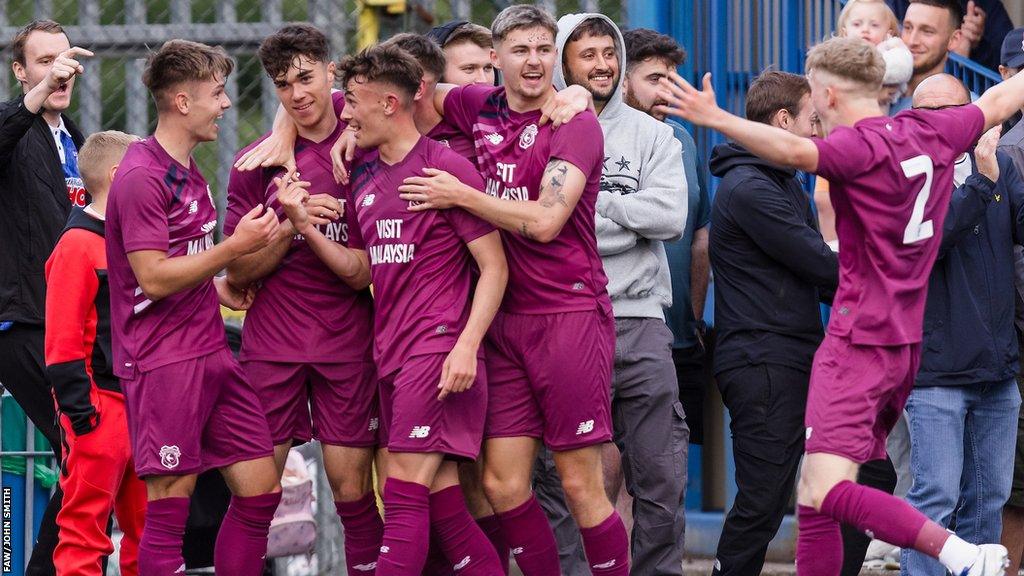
[901,379,1021,575]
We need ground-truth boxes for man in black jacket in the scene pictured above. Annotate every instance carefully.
[901,73,1024,576]
[709,70,839,576]
[0,19,91,575]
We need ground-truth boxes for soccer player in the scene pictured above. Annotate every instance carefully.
[531,12,688,576]
[383,33,477,159]
[401,5,630,575]
[279,43,508,575]
[224,25,383,575]
[44,130,146,576]
[658,35,1024,576]
[105,40,282,575]
[426,21,496,86]
[380,32,509,576]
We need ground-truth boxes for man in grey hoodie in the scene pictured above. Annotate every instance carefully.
[532,12,689,576]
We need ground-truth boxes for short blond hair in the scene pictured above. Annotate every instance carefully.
[806,37,886,95]
[836,0,900,40]
[79,131,140,193]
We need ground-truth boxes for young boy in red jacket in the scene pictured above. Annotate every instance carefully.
[44,130,147,576]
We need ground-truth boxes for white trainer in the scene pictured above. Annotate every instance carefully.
[963,544,1010,576]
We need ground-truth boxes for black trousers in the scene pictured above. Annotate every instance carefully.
[0,323,60,575]
[712,363,808,576]
[674,343,710,445]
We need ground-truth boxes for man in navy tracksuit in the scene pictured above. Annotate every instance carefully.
[902,74,1024,576]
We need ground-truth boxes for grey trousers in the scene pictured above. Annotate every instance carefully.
[533,317,689,575]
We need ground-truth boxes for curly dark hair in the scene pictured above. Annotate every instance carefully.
[336,43,423,103]
[258,24,331,81]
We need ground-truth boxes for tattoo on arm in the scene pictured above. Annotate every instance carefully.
[539,161,570,208]
[520,221,536,240]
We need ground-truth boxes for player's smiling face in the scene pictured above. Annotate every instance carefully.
[186,75,231,143]
[563,32,619,104]
[340,77,391,149]
[16,31,73,112]
[273,55,335,133]
[495,25,557,102]
[444,41,495,86]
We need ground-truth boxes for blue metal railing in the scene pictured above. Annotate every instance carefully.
[948,52,1001,96]
[636,0,1002,197]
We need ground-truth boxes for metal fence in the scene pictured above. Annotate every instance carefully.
[0,2,630,574]
[676,0,1002,197]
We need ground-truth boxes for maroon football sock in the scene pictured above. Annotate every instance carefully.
[821,480,945,555]
[214,491,282,575]
[796,504,843,576]
[429,486,503,576]
[495,494,560,576]
[476,513,510,575]
[579,511,630,576]
[138,496,190,575]
[336,492,385,574]
[376,478,431,575]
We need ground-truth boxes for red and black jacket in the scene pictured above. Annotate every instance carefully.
[44,208,119,435]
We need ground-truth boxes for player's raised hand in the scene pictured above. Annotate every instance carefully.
[46,47,93,92]
[656,72,723,128]
[975,125,1001,183]
[274,170,313,233]
[232,203,280,254]
[540,84,593,129]
[438,343,477,400]
[213,275,256,310]
[398,168,465,211]
[235,134,297,173]
[331,127,359,184]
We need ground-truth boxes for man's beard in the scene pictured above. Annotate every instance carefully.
[624,89,664,119]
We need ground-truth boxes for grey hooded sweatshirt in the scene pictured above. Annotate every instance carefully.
[554,13,688,319]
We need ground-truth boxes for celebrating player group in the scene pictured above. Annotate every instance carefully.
[14,0,1024,575]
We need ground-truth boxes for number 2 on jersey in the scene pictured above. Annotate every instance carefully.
[901,155,935,245]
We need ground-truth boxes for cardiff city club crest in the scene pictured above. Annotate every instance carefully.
[519,124,538,149]
[159,445,181,469]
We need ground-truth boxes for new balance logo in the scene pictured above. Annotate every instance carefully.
[362,194,376,207]
[454,556,471,570]
[188,200,198,214]
[593,560,617,569]
[380,545,390,554]
[409,425,431,439]
[353,562,377,571]
[485,133,504,145]
[576,420,595,435]
[511,547,524,555]
[368,417,379,431]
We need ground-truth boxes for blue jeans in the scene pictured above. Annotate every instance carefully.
[901,379,1021,575]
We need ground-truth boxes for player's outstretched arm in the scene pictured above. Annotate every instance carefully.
[234,104,298,172]
[437,231,507,400]
[975,69,1024,132]
[656,72,819,173]
[399,159,587,243]
[276,173,371,289]
[127,204,280,301]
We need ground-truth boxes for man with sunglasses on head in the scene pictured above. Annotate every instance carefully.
[899,73,1024,575]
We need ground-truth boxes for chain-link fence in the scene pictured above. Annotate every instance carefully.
[0,0,628,224]
[0,2,630,573]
